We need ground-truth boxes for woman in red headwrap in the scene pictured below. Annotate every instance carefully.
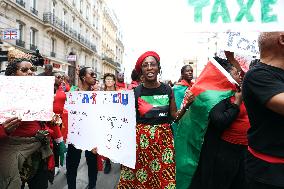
[117,51,195,189]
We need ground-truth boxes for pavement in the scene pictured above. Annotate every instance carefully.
[47,154,121,189]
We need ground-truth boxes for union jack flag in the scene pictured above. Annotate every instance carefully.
[2,29,19,40]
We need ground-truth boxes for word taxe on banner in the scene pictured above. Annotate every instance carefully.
[186,0,284,32]
[0,76,54,123]
[65,91,136,169]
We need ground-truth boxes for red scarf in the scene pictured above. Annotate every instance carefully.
[176,79,194,88]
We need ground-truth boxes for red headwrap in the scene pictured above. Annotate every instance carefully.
[135,51,160,74]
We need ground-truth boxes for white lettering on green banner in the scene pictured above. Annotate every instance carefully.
[186,0,284,32]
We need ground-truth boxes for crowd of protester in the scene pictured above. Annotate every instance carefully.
[0,32,284,189]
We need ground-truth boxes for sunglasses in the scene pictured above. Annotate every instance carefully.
[55,75,63,79]
[89,72,96,77]
[19,66,37,73]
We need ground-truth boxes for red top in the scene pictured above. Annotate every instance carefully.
[65,83,70,92]
[128,81,139,90]
[221,97,250,145]
[0,121,42,138]
[248,146,284,164]
[116,82,128,91]
[53,86,66,115]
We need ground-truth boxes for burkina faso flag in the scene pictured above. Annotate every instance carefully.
[175,58,238,189]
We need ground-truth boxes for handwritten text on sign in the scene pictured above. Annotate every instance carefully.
[225,32,260,57]
[0,76,54,123]
[186,0,284,32]
[65,91,136,169]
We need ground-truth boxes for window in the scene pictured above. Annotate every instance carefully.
[30,28,37,50]
[80,0,83,13]
[71,16,75,28]
[30,0,37,15]
[62,9,67,25]
[52,1,55,16]
[79,23,82,34]
[30,28,36,45]
[72,0,76,6]
[51,38,56,57]
[17,22,24,41]
[51,38,55,52]
[86,5,90,20]
[30,0,36,9]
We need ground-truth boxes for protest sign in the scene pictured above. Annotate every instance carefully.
[65,91,136,169]
[0,76,54,123]
[224,32,260,57]
[186,0,284,32]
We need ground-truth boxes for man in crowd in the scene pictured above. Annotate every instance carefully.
[242,32,284,189]
[38,64,53,76]
[116,72,127,90]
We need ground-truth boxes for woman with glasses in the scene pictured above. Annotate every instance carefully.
[66,67,99,189]
[49,72,67,178]
[99,73,117,174]
[0,59,55,189]
[117,51,195,189]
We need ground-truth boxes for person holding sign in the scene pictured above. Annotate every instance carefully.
[0,58,54,189]
[242,32,284,189]
[49,72,67,177]
[101,72,117,174]
[117,51,195,189]
[66,67,98,189]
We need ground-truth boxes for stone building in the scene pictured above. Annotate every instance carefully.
[0,0,124,83]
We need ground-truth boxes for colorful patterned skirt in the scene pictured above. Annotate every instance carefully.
[117,123,176,189]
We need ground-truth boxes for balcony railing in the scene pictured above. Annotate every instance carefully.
[43,12,97,53]
[91,45,97,52]
[16,0,25,7]
[102,55,118,67]
[30,7,38,15]
[50,52,56,57]
[30,44,37,51]
[16,39,25,48]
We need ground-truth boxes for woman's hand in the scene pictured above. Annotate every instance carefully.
[234,91,243,106]
[183,90,195,109]
[91,147,98,154]
[2,117,21,134]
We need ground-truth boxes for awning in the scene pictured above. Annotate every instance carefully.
[45,56,71,66]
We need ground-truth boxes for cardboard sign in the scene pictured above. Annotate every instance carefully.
[0,76,54,123]
[65,91,136,169]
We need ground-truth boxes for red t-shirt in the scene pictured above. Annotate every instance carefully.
[221,97,250,145]
[53,86,66,115]
[8,121,42,137]
[116,82,128,91]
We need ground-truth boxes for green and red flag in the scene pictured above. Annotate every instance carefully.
[175,58,238,189]
[172,80,194,136]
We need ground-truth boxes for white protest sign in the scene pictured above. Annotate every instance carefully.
[65,91,136,169]
[224,32,260,57]
[0,76,54,123]
[186,0,284,32]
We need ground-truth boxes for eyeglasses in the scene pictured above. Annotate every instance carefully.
[55,75,63,79]
[105,78,114,82]
[19,66,37,73]
[89,72,96,77]
[141,62,158,69]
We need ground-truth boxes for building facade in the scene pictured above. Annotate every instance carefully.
[101,2,124,76]
[0,0,124,83]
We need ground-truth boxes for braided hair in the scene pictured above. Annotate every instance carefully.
[5,58,31,76]
[79,67,91,82]
[213,56,234,73]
